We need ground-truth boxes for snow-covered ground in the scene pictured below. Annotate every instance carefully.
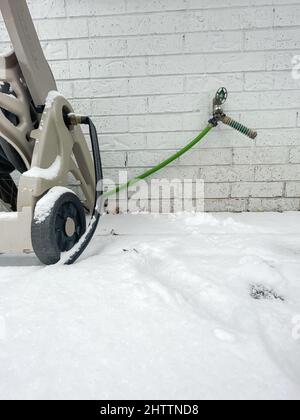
[0,212,300,400]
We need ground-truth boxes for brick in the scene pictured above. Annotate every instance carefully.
[27,0,66,18]
[145,131,251,151]
[126,0,189,13]
[186,73,244,93]
[240,110,297,129]
[255,165,300,181]
[148,52,268,76]
[104,166,200,182]
[290,147,300,163]
[102,151,127,168]
[245,28,300,51]
[181,112,214,131]
[129,76,184,95]
[127,148,232,167]
[68,38,127,59]
[127,35,183,56]
[71,98,92,115]
[286,182,300,197]
[69,60,90,79]
[233,147,289,165]
[269,51,300,71]
[91,97,147,116]
[73,79,129,98]
[199,165,255,182]
[231,182,283,198]
[189,0,275,8]
[228,91,300,111]
[244,71,300,91]
[49,61,70,80]
[204,183,231,199]
[148,54,207,76]
[256,129,300,147]
[42,41,68,60]
[36,18,88,40]
[248,198,300,212]
[92,116,129,134]
[89,7,273,38]
[179,148,233,166]
[146,132,201,149]
[148,94,207,113]
[193,7,274,32]
[66,0,126,16]
[129,114,183,133]
[274,5,300,27]
[205,198,248,212]
[100,134,147,151]
[56,81,73,98]
[90,58,147,78]
[184,32,243,53]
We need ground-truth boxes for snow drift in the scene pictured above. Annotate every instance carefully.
[0,212,299,400]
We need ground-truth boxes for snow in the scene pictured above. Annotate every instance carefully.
[60,215,98,265]
[33,186,75,224]
[45,90,63,109]
[0,212,18,221]
[24,156,61,181]
[0,212,300,400]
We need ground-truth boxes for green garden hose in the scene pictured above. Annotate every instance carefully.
[103,87,257,200]
[66,88,257,265]
[104,124,214,198]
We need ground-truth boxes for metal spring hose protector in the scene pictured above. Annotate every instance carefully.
[221,115,257,140]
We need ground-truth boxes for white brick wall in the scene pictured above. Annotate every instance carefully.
[1,0,300,212]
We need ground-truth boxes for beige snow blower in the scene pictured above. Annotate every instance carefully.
[0,0,103,265]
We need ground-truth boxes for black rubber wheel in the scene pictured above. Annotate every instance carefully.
[32,191,86,265]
